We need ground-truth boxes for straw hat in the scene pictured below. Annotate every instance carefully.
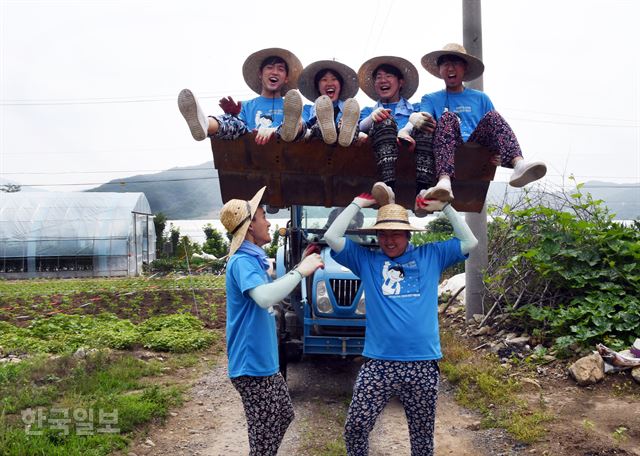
[297,60,359,102]
[357,56,419,101]
[242,48,303,95]
[220,186,266,256]
[359,204,425,233]
[421,43,485,82]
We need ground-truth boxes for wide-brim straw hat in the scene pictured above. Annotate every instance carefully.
[421,43,485,82]
[242,48,303,95]
[220,186,266,257]
[298,60,359,102]
[357,56,419,101]
[359,203,425,233]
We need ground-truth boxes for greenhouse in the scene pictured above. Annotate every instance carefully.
[0,192,155,278]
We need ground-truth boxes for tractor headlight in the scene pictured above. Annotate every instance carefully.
[316,280,333,314]
[355,291,366,315]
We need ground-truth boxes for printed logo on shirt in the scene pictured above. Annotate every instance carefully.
[380,260,420,298]
[255,112,274,129]
[454,106,472,113]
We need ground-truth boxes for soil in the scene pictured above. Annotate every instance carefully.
[123,350,640,456]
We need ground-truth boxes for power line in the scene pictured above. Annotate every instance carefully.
[0,91,254,106]
[10,176,639,190]
[16,176,220,188]
[1,167,213,175]
[507,116,639,128]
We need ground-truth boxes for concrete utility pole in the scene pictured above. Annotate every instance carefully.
[462,0,488,322]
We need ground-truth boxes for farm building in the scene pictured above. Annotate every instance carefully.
[0,192,155,278]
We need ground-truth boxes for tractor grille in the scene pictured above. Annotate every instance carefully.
[329,279,361,307]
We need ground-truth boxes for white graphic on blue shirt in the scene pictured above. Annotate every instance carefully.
[381,261,405,295]
[255,111,274,129]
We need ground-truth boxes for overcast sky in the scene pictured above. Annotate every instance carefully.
[1,0,638,195]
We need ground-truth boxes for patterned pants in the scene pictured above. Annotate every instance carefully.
[344,359,440,456]
[230,373,294,456]
[433,110,523,178]
[211,114,248,140]
[370,118,436,193]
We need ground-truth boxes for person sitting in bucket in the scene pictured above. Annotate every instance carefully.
[178,47,303,146]
[278,59,363,147]
[220,186,324,455]
[357,56,438,217]
[323,183,478,456]
[412,43,547,203]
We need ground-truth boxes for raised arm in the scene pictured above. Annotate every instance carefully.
[324,194,376,253]
[416,198,478,255]
[442,204,478,255]
[248,247,323,308]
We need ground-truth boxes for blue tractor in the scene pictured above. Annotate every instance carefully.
[274,205,376,375]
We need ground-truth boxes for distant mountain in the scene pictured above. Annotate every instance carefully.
[86,162,222,219]
[85,164,639,221]
[485,181,639,220]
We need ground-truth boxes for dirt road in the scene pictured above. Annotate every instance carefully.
[126,355,521,456]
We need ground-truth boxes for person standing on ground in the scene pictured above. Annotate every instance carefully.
[324,182,478,455]
[220,186,324,455]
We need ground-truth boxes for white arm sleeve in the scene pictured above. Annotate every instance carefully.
[323,203,361,253]
[248,269,303,309]
[442,204,478,255]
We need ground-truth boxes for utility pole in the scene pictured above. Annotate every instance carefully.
[462,0,487,322]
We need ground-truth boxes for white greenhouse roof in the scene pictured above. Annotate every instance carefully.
[0,192,153,258]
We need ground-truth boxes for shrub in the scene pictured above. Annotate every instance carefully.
[139,313,217,353]
[485,182,640,353]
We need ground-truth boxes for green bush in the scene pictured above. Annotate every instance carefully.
[485,184,640,352]
[139,313,217,353]
[412,216,464,277]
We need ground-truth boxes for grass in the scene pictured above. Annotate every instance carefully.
[299,396,350,456]
[0,275,225,455]
[440,328,554,444]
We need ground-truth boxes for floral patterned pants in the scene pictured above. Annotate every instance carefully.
[344,359,440,456]
[230,373,294,456]
[433,110,523,178]
[211,114,248,140]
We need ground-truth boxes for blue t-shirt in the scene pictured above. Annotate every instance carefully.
[332,238,467,361]
[420,88,495,141]
[225,252,279,378]
[302,104,313,124]
[360,97,418,130]
[239,96,285,131]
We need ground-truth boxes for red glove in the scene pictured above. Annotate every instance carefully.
[354,193,376,209]
[219,96,241,116]
[302,243,321,259]
[416,197,447,213]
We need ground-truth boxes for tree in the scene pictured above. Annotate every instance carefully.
[153,212,167,256]
[169,225,180,256]
[202,224,229,258]
[264,225,281,258]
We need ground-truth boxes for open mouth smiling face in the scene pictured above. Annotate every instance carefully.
[318,72,342,102]
[373,70,402,102]
[438,57,467,89]
[260,63,288,92]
